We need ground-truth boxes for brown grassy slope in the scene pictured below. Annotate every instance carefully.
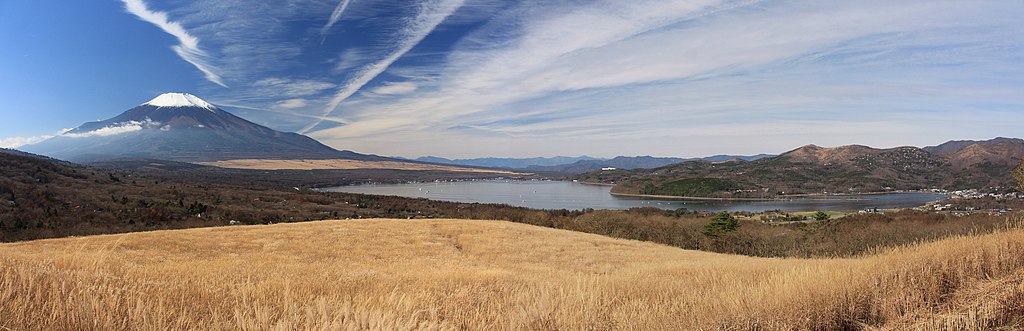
[2,219,1024,330]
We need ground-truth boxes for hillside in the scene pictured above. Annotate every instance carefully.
[579,138,1024,198]
[0,150,528,241]
[923,137,1024,154]
[2,219,1023,330]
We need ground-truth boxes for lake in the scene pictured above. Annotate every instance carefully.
[319,180,947,212]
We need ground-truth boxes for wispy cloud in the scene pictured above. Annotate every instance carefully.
[276,98,308,109]
[253,78,336,98]
[120,0,227,87]
[0,136,47,149]
[65,119,161,138]
[299,0,1024,157]
[300,0,466,133]
[369,81,417,95]
[320,0,354,44]
[3,118,164,148]
[0,129,70,149]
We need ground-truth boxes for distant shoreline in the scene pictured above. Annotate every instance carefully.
[610,191,876,201]
[576,181,944,201]
[574,181,615,187]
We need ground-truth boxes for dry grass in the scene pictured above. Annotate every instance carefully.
[193,159,521,174]
[1,219,1023,330]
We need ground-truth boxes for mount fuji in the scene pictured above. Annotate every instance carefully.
[23,93,385,162]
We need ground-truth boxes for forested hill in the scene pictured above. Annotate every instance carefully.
[573,138,1024,198]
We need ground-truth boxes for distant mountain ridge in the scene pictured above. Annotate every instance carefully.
[527,154,774,173]
[573,137,1024,197]
[923,137,1024,155]
[414,155,602,169]
[415,154,773,173]
[22,93,388,163]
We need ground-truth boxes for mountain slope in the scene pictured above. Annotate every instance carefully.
[923,137,1024,155]
[575,138,1024,197]
[22,93,385,162]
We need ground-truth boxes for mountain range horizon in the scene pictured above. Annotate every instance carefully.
[13,92,1023,176]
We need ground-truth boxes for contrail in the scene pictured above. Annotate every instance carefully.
[120,0,227,87]
[320,0,354,44]
[301,0,465,134]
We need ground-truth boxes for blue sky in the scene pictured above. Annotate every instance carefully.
[1,0,1022,158]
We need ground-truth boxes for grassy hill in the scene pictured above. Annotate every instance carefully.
[2,219,1023,330]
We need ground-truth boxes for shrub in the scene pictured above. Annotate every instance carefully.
[703,211,738,237]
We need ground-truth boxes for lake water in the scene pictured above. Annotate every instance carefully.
[319,180,946,212]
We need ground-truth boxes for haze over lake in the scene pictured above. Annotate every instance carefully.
[320,180,946,212]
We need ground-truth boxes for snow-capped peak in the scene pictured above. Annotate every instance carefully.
[143,93,216,110]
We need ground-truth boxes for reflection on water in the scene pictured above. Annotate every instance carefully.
[319,180,946,212]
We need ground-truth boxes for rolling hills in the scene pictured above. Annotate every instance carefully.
[2,218,1023,330]
[0,148,528,241]
[578,137,1024,198]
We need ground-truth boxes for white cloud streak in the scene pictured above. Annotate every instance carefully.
[370,81,417,95]
[2,117,165,148]
[276,99,309,109]
[0,136,46,149]
[64,119,160,138]
[253,78,336,98]
[121,0,227,87]
[0,129,76,148]
[300,0,466,134]
[320,0,354,43]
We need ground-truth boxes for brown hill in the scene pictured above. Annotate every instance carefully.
[781,144,880,164]
[923,137,1024,154]
[575,138,1024,197]
[945,139,1024,170]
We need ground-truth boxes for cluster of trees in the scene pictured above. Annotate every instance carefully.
[703,211,738,236]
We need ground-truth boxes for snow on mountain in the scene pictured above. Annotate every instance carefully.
[143,93,215,110]
[21,92,388,162]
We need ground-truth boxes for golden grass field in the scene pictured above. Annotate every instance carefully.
[2,219,1023,330]
[193,159,521,174]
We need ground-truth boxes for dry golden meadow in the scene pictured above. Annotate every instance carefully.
[2,218,1023,330]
